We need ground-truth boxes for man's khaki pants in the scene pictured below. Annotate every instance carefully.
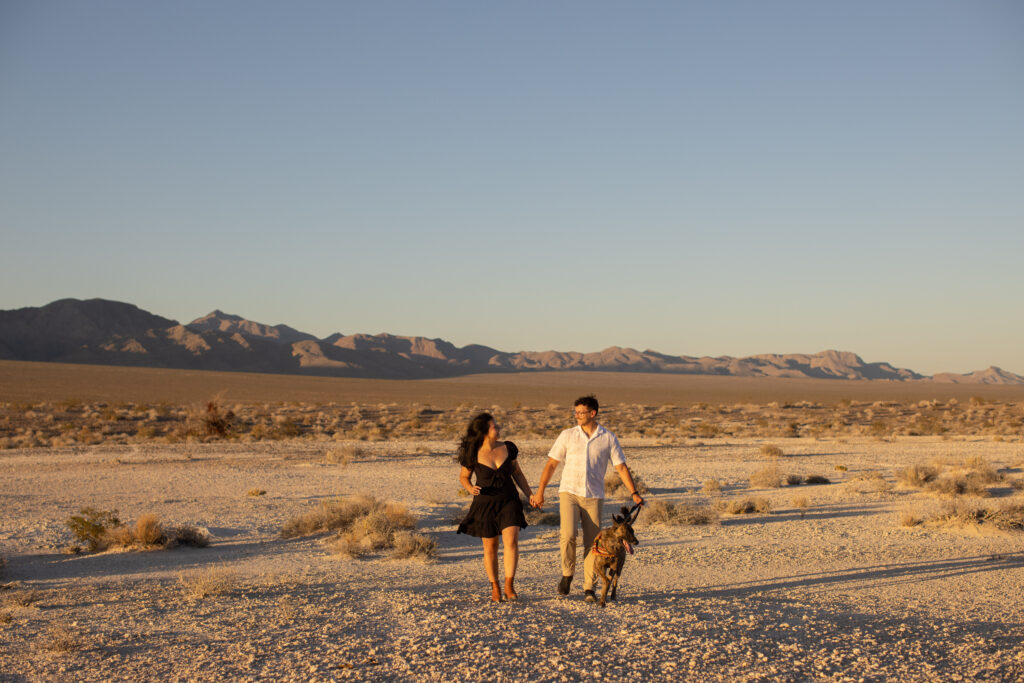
[559,492,603,591]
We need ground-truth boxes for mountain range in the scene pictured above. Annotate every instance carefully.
[1,298,1021,384]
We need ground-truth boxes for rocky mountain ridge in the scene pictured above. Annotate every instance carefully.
[1,298,1020,383]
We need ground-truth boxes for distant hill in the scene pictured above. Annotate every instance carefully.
[1,298,1020,383]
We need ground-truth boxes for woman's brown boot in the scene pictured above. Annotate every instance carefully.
[490,582,504,603]
[504,577,518,601]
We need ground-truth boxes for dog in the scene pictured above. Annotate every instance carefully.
[585,505,640,607]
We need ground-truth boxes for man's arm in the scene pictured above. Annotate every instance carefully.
[615,463,644,506]
[530,458,560,508]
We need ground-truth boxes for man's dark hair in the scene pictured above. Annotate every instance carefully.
[574,394,599,413]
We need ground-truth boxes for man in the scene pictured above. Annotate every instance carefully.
[530,395,643,602]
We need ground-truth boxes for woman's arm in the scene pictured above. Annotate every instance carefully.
[460,466,480,496]
[512,461,533,499]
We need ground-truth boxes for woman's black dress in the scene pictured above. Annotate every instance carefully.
[457,441,528,538]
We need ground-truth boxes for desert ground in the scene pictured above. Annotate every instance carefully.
[2,364,1024,681]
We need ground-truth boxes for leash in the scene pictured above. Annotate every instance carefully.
[628,502,642,523]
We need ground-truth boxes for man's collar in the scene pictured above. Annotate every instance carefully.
[577,423,604,438]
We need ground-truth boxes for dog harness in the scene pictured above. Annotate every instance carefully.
[590,538,617,558]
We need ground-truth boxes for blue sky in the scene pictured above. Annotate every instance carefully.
[1,1,1021,375]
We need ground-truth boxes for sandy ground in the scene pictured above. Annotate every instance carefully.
[2,437,1024,682]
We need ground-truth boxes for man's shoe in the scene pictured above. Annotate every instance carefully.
[584,590,596,603]
[557,576,572,595]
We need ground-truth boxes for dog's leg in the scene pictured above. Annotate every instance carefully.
[610,554,624,601]
[597,563,613,607]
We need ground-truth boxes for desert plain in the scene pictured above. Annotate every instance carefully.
[2,362,1024,681]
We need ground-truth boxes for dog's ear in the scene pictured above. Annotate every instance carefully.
[612,514,624,524]
[620,506,630,517]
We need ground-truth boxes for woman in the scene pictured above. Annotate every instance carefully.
[456,412,534,602]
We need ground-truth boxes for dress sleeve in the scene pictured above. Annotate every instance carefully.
[505,441,519,461]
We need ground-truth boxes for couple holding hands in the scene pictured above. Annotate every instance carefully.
[456,395,644,603]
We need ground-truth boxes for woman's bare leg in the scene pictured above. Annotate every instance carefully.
[482,536,502,601]
[501,526,520,599]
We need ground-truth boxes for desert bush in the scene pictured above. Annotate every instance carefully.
[389,530,438,560]
[719,497,772,515]
[324,444,362,465]
[925,473,991,498]
[804,475,831,485]
[66,508,122,552]
[849,470,893,493]
[184,400,236,438]
[749,465,783,489]
[931,501,1024,531]
[644,500,717,525]
[760,444,784,459]
[281,495,382,538]
[247,488,267,497]
[1009,478,1024,491]
[790,496,809,509]
[900,510,923,527]
[41,624,83,652]
[604,467,650,499]
[5,589,41,607]
[835,465,849,472]
[786,474,804,486]
[525,508,559,526]
[65,508,209,552]
[178,567,234,600]
[896,464,941,488]
[701,479,722,494]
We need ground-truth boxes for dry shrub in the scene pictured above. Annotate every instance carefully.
[701,479,722,494]
[791,496,809,509]
[65,508,209,552]
[760,444,784,459]
[5,589,41,607]
[932,501,1024,531]
[834,465,848,472]
[1009,478,1024,491]
[719,497,772,515]
[644,500,717,525]
[525,508,560,526]
[805,475,831,485]
[0,610,11,624]
[896,464,942,488]
[925,473,991,498]
[285,495,434,560]
[900,510,923,527]
[184,399,235,438]
[41,624,83,652]
[604,467,650,499]
[850,470,892,492]
[247,488,267,497]
[325,444,362,465]
[281,495,381,538]
[178,567,234,600]
[749,465,783,489]
[786,474,804,486]
[389,530,438,560]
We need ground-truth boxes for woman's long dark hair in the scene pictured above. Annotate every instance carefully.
[457,412,494,468]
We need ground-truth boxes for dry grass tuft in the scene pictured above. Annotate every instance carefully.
[247,488,267,497]
[701,479,722,494]
[65,508,210,552]
[178,567,235,600]
[749,465,783,489]
[849,470,892,493]
[925,473,992,498]
[931,501,1024,531]
[786,474,804,486]
[5,589,42,608]
[41,624,84,652]
[324,444,362,466]
[1010,478,1024,491]
[604,467,650,499]
[644,500,718,525]
[524,508,560,526]
[804,475,831,485]
[900,510,923,527]
[897,464,942,488]
[719,497,772,515]
[389,530,438,560]
[285,495,434,560]
[760,444,784,459]
[790,496,809,509]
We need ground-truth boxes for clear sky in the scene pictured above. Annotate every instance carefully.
[1,1,1021,375]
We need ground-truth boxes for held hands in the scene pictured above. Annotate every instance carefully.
[528,493,544,509]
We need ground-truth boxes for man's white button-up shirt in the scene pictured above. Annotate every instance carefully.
[547,424,626,499]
